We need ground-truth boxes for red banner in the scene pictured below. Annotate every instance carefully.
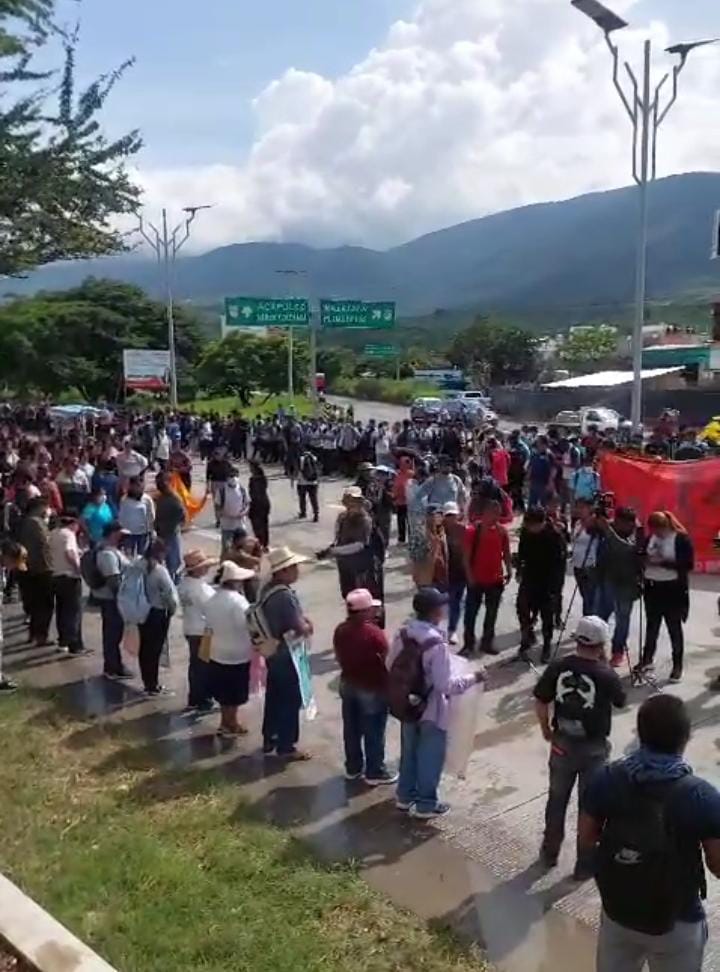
[600,453,720,573]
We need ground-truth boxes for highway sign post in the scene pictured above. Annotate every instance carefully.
[225,297,310,327]
[321,300,395,329]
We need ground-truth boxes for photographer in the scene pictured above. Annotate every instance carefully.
[593,506,643,669]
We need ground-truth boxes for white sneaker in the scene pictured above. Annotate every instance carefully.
[396,800,413,811]
[344,771,363,781]
[448,632,458,645]
[364,772,399,786]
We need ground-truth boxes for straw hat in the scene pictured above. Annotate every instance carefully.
[182,549,217,574]
[267,546,309,573]
[217,560,256,583]
[342,486,364,501]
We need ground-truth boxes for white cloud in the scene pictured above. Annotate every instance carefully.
[135,0,720,251]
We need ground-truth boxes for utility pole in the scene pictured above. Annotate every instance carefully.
[275,268,310,407]
[572,0,717,430]
[137,205,210,408]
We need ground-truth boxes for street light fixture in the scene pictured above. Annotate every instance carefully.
[137,205,212,408]
[572,0,716,430]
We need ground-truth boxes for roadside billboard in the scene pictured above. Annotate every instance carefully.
[123,349,171,392]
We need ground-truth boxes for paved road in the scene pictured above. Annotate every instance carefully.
[327,394,408,425]
[7,460,720,972]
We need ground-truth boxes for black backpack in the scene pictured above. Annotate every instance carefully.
[301,453,318,482]
[387,630,442,722]
[596,768,705,936]
[80,548,106,592]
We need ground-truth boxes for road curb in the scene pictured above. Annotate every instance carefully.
[0,874,116,972]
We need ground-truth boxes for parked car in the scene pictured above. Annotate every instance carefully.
[579,407,620,435]
[444,389,493,407]
[550,410,582,432]
[410,397,445,422]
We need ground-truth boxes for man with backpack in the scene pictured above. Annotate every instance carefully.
[387,586,484,819]
[534,616,626,876]
[580,694,720,971]
[297,448,320,523]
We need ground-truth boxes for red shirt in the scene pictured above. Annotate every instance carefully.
[333,618,389,693]
[464,523,508,586]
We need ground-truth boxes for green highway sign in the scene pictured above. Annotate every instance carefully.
[321,300,395,329]
[225,296,310,327]
[363,344,397,358]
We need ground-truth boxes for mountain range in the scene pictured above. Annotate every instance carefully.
[4,172,719,320]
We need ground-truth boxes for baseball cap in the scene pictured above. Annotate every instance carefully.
[574,616,610,646]
[345,588,382,612]
[413,586,450,615]
[443,501,460,516]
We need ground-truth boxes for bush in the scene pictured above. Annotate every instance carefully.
[329,376,439,405]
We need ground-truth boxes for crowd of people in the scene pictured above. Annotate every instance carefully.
[0,398,718,970]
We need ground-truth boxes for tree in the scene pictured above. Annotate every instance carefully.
[1,1,141,276]
[449,316,539,385]
[0,278,204,399]
[196,332,309,401]
[559,326,618,372]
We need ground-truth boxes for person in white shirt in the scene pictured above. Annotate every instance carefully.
[177,550,217,712]
[219,472,250,554]
[116,438,149,483]
[118,477,155,555]
[203,560,256,738]
[48,516,86,654]
[153,427,171,470]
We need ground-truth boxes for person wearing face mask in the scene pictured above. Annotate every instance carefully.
[636,511,694,684]
[218,468,250,555]
[118,476,155,556]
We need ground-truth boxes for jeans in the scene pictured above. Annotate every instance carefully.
[642,579,685,667]
[297,484,319,520]
[52,575,84,651]
[574,567,598,617]
[448,580,466,634]
[100,599,125,675]
[25,573,54,643]
[262,648,302,754]
[339,680,388,778]
[517,582,554,650]
[125,533,149,557]
[186,635,212,708]
[542,735,610,862]
[463,583,503,652]
[162,531,182,582]
[597,912,707,972]
[594,581,635,657]
[529,482,550,507]
[138,607,171,691]
[397,720,448,813]
[396,505,408,543]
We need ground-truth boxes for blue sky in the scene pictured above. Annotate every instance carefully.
[49,0,720,249]
[58,0,414,166]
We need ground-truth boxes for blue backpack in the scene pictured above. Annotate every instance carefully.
[117,557,151,625]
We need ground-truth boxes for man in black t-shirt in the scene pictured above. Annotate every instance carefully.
[534,615,626,876]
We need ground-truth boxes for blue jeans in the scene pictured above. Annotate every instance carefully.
[339,680,388,778]
[448,580,466,634]
[397,720,447,813]
[124,533,149,556]
[262,648,302,754]
[529,482,550,507]
[163,531,182,582]
[594,581,634,656]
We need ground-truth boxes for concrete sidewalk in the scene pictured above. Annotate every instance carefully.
[5,468,720,972]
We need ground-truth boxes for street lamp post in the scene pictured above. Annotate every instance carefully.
[137,206,210,409]
[571,0,717,430]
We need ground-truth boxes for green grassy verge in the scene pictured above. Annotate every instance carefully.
[183,393,313,418]
[0,693,486,972]
[330,377,441,405]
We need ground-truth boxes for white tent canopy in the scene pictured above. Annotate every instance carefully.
[543,367,683,389]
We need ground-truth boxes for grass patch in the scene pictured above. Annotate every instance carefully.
[330,377,441,405]
[0,693,486,972]
[183,393,313,418]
